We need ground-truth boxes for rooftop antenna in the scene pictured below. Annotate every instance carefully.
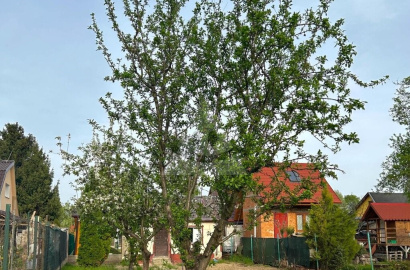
[7,151,13,161]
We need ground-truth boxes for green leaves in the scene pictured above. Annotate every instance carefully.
[377,77,410,198]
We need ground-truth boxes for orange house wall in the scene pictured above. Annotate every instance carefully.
[260,214,275,238]
[251,212,300,238]
[288,212,297,232]
[244,197,312,238]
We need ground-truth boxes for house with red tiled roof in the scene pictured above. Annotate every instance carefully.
[0,160,19,217]
[242,163,341,238]
[361,203,410,259]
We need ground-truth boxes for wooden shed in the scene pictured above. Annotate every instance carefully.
[361,203,410,260]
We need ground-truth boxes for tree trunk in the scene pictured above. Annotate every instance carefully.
[196,255,214,270]
[128,259,135,270]
[142,247,151,270]
[128,244,137,270]
[184,253,215,270]
[184,192,240,270]
[184,224,225,270]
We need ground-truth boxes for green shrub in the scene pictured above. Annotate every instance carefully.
[286,226,295,236]
[77,213,112,267]
[356,265,373,270]
[109,247,121,254]
[340,265,355,270]
[377,260,410,270]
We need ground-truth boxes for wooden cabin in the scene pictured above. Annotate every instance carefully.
[361,203,410,260]
[356,192,408,219]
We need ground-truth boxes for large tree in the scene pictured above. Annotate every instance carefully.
[60,122,166,270]
[334,190,360,216]
[65,0,385,269]
[0,123,62,220]
[377,76,410,198]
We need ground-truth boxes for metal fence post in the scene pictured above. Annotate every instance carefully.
[277,234,280,264]
[10,211,16,270]
[367,231,374,270]
[2,204,11,270]
[33,216,38,270]
[27,213,30,265]
[230,236,233,256]
[250,235,253,262]
[41,216,48,270]
[314,234,319,270]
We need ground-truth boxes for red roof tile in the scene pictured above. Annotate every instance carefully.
[252,163,341,204]
[364,203,410,221]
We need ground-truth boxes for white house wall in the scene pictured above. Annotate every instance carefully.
[223,224,243,253]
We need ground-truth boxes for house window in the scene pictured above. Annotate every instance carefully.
[296,214,309,233]
[287,170,300,182]
[188,227,202,244]
[5,183,10,198]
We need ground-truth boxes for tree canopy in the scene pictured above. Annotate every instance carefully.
[377,76,410,198]
[62,0,386,269]
[0,123,62,220]
[60,123,166,270]
[334,190,360,216]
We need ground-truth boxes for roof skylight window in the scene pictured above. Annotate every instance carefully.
[287,170,301,182]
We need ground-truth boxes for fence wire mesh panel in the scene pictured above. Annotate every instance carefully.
[241,237,310,267]
[68,234,75,255]
[43,226,68,270]
[1,213,68,270]
[0,214,29,270]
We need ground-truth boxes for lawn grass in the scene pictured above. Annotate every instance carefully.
[215,254,254,265]
[62,264,118,270]
[342,260,410,270]
[62,262,178,270]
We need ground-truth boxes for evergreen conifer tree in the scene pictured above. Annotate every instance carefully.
[77,211,112,266]
[0,123,62,220]
[304,188,360,270]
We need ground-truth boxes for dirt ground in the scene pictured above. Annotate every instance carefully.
[207,262,279,270]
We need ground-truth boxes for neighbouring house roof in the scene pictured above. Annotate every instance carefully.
[191,195,243,224]
[192,195,219,222]
[361,203,410,221]
[369,192,408,203]
[0,160,14,193]
[357,192,408,208]
[252,163,342,205]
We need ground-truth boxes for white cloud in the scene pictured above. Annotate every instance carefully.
[350,0,398,23]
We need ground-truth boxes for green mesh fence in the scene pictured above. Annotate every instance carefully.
[68,233,75,255]
[241,237,310,267]
[43,225,68,270]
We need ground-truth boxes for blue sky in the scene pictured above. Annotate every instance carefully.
[1,0,409,203]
